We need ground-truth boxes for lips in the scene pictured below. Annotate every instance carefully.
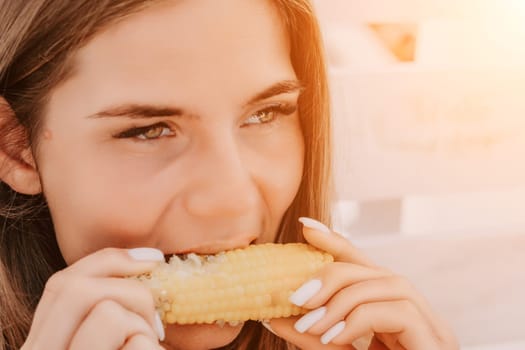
[162,236,260,260]
[161,322,244,350]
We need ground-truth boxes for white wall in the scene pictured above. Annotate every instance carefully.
[314,2,525,348]
[316,2,525,235]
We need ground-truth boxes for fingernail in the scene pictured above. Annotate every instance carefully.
[321,321,346,345]
[289,279,322,306]
[154,312,165,341]
[261,321,276,335]
[352,333,374,349]
[128,248,164,262]
[298,217,331,234]
[294,307,326,333]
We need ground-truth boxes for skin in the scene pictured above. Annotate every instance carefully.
[270,223,460,350]
[0,0,459,349]
[24,0,304,349]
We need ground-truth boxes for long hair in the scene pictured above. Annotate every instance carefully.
[0,1,332,348]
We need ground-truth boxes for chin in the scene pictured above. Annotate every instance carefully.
[161,323,245,350]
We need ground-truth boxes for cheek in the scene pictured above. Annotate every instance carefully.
[38,141,174,263]
[45,186,151,263]
[49,188,171,264]
[251,123,304,214]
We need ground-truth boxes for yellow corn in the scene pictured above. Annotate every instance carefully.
[133,243,333,325]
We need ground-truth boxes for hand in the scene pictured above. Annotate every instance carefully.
[21,247,166,350]
[266,218,459,350]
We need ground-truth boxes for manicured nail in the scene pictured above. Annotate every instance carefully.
[298,217,331,234]
[154,312,165,341]
[289,279,322,306]
[128,248,164,262]
[261,321,276,335]
[294,307,326,333]
[321,321,346,344]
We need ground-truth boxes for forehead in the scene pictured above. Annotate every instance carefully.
[53,0,293,114]
[80,0,286,60]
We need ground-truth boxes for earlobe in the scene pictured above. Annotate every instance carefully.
[0,156,42,195]
[0,97,42,195]
[0,153,42,195]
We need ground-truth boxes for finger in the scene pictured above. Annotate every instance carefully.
[306,273,458,347]
[69,300,158,350]
[329,300,441,350]
[296,282,397,335]
[354,333,377,350]
[28,278,162,350]
[122,334,163,350]
[305,276,421,334]
[268,317,354,350]
[29,247,163,338]
[68,247,164,277]
[371,334,404,350]
[294,262,390,309]
[369,335,397,350]
[299,217,376,267]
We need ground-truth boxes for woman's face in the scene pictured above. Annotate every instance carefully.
[35,0,304,348]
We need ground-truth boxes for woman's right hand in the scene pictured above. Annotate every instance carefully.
[21,247,166,350]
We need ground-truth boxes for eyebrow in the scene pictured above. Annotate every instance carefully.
[86,79,304,119]
[244,79,304,106]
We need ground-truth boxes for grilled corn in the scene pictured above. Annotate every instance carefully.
[132,243,333,325]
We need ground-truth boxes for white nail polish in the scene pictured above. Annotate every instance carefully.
[320,321,346,345]
[128,248,164,262]
[289,279,322,306]
[294,307,326,333]
[261,321,276,335]
[298,217,331,234]
[154,312,165,341]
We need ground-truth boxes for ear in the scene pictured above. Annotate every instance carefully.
[0,98,42,195]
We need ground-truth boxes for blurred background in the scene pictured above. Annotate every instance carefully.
[312,1,525,349]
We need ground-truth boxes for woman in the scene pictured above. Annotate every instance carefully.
[0,0,458,349]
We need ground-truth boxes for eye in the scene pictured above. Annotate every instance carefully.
[245,110,276,125]
[137,124,173,140]
[242,103,297,127]
[115,122,175,140]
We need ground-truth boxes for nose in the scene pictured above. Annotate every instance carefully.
[182,135,260,220]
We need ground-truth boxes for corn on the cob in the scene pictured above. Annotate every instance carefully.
[132,243,333,325]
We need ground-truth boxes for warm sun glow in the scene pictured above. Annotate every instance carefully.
[511,0,525,15]
[479,0,525,24]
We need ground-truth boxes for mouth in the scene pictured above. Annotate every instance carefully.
[162,238,259,263]
[161,322,245,350]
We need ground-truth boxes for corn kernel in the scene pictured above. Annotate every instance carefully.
[132,243,333,324]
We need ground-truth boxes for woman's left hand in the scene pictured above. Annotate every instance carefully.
[266,218,459,350]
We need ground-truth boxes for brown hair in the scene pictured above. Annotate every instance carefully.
[0,1,332,349]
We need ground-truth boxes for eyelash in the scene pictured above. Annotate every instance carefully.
[114,103,298,141]
[241,103,297,128]
[114,122,175,140]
